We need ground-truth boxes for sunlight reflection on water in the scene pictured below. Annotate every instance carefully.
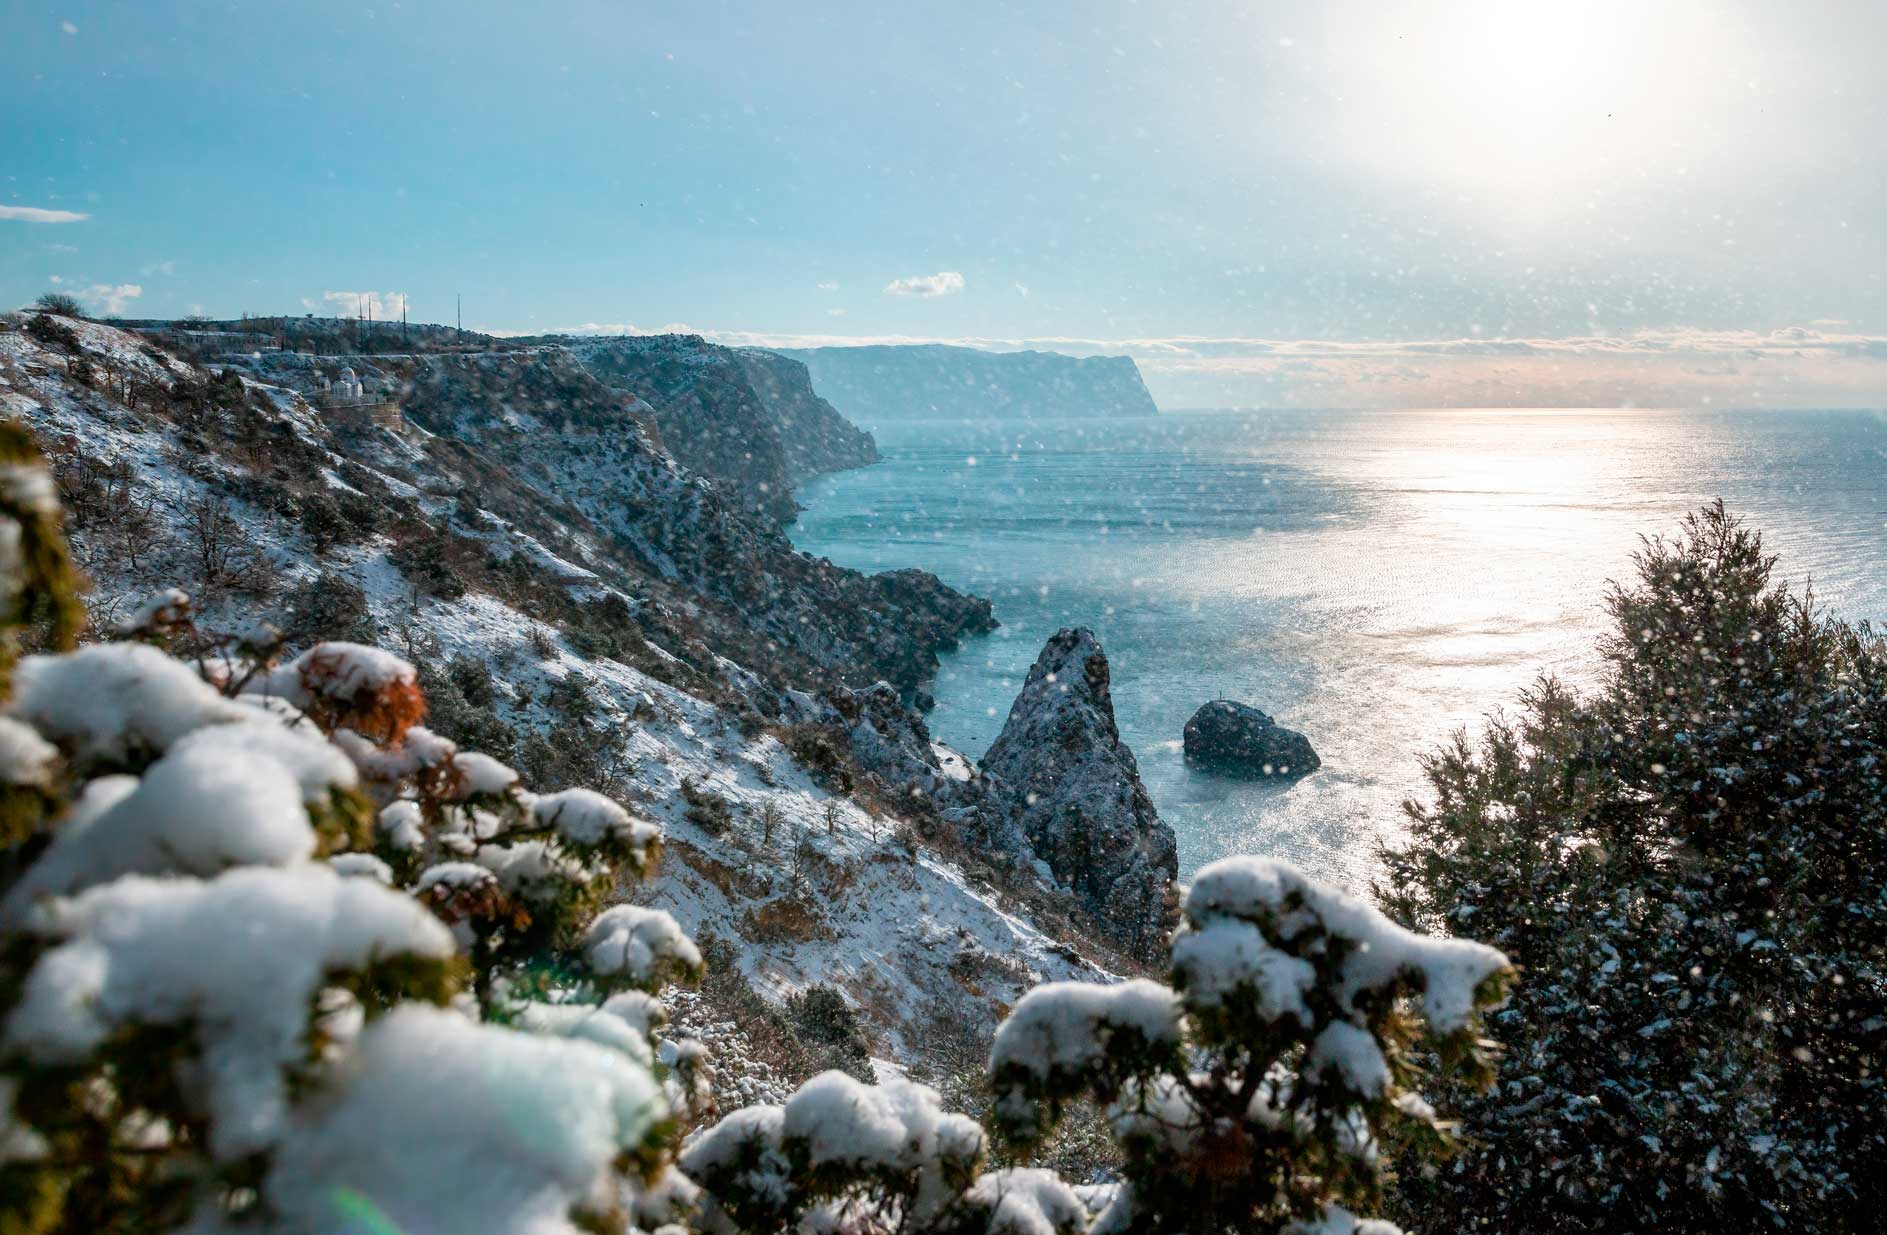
[793,409,1887,890]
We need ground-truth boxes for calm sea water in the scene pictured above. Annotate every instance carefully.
[791,409,1887,889]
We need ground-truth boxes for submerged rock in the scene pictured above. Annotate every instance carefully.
[1182,700,1319,778]
[980,628,1178,963]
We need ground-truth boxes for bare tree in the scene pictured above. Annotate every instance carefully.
[178,492,269,596]
[32,292,82,317]
[789,835,817,892]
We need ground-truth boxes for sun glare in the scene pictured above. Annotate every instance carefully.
[1375,0,1675,197]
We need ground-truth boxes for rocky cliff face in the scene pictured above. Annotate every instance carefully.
[730,348,879,485]
[774,344,1158,422]
[554,334,877,521]
[403,348,986,697]
[978,628,1178,962]
[98,338,981,703]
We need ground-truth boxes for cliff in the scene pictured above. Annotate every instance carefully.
[731,347,880,485]
[552,334,878,522]
[772,343,1159,422]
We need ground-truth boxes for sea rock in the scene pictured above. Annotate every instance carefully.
[1182,700,1319,778]
[980,628,1178,963]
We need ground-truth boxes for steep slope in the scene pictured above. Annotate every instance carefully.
[549,334,878,521]
[0,310,1101,1069]
[774,343,1159,422]
[731,347,879,485]
[237,343,988,699]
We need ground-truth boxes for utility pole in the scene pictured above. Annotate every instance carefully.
[457,293,462,337]
[401,294,408,345]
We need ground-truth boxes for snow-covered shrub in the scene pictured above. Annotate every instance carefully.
[987,858,1509,1235]
[1382,502,1887,1232]
[0,436,695,1233]
[682,1070,986,1235]
[685,857,1508,1235]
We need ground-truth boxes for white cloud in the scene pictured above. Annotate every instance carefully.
[816,281,839,291]
[78,283,141,315]
[0,205,88,224]
[318,290,409,320]
[1014,282,1031,298]
[61,21,76,35]
[883,270,964,298]
[142,259,177,277]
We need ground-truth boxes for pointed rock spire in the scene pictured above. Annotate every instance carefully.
[981,628,1177,962]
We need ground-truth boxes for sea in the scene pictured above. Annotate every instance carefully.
[789,409,1887,892]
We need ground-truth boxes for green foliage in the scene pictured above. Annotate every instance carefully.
[0,421,83,670]
[681,778,735,837]
[413,654,519,758]
[1381,502,1887,1232]
[785,984,875,1082]
[21,315,78,352]
[0,434,688,1232]
[387,527,469,600]
[276,572,374,648]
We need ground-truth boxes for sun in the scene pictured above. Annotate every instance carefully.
[1375,1,1675,196]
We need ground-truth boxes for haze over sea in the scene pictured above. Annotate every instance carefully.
[792,408,1887,888]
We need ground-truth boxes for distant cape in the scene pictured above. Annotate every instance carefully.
[770,343,1158,422]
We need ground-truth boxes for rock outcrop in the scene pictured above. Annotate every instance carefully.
[979,628,1178,963]
[774,344,1158,422]
[1182,700,1319,778]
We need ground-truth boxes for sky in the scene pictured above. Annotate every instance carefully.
[4,0,1887,408]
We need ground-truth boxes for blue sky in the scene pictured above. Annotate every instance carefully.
[5,1,1887,406]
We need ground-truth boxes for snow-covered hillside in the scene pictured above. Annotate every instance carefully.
[0,312,1113,1079]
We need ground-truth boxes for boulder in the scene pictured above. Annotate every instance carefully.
[980,628,1178,962]
[1182,700,1319,778]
